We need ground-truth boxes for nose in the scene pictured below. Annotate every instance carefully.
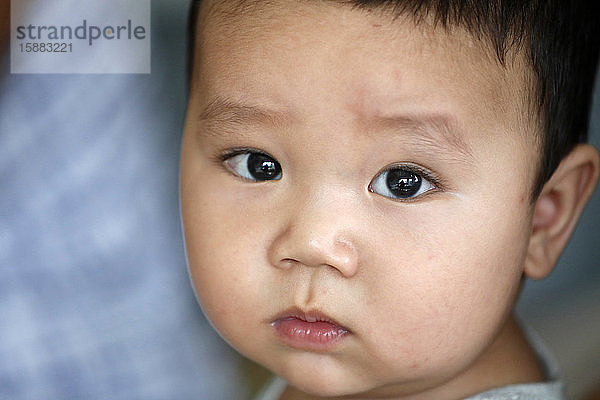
[268,197,360,278]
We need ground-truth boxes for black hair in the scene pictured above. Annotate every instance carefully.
[187,0,600,197]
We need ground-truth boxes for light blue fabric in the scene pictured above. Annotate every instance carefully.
[0,1,243,399]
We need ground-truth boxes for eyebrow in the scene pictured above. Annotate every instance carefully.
[198,96,474,163]
[198,97,292,129]
[369,113,474,163]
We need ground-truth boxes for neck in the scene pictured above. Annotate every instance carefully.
[280,315,544,400]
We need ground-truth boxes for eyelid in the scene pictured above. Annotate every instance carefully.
[219,147,272,161]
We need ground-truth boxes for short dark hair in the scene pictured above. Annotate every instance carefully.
[187,0,600,197]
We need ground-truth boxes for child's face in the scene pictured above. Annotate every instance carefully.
[181,1,539,398]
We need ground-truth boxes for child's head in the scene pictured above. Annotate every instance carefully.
[180,0,600,398]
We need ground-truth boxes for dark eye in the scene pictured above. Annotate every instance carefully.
[369,166,435,200]
[224,151,282,181]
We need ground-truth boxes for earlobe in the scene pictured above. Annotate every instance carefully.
[525,144,600,280]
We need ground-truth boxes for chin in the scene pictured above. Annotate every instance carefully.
[280,366,370,398]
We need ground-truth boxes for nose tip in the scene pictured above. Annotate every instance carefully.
[271,231,359,278]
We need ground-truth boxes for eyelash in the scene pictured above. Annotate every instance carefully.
[216,148,445,199]
[378,163,443,187]
[218,147,267,163]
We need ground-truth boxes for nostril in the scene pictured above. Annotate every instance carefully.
[278,258,297,269]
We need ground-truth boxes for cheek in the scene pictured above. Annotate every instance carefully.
[180,159,269,344]
[362,198,530,377]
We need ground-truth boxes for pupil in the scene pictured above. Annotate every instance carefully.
[386,169,422,198]
[247,153,281,180]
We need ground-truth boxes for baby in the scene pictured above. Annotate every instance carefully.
[180,0,600,399]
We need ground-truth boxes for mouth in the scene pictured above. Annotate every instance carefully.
[271,307,350,351]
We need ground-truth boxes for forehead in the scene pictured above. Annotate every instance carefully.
[193,0,536,151]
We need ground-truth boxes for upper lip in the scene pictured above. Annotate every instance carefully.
[271,306,350,331]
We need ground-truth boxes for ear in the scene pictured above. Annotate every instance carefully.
[525,144,600,280]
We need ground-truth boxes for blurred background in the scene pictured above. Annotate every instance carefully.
[0,1,598,399]
[0,0,246,399]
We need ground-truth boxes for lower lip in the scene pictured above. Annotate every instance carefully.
[272,318,349,351]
